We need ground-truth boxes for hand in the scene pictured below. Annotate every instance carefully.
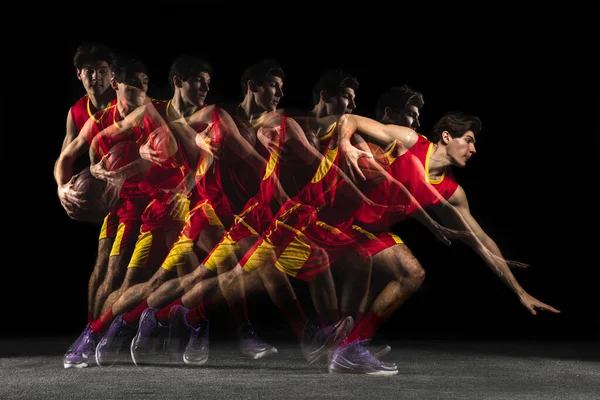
[195,125,223,159]
[165,191,190,218]
[439,224,475,243]
[339,140,373,183]
[90,160,126,188]
[423,218,471,247]
[139,141,163,165]
[480,246,531,269]
[505,259,530,269]
[140,128,171,165]
[518,292,560,315]
[57,181,87,219]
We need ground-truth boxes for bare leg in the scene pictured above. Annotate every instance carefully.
[88,238,114,320]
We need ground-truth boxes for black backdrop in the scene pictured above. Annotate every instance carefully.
[5,9,598,342]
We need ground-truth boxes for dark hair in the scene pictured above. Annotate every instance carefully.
[73,43,115,70]
[375,85,424,121]
[240,59,285,95]
[429,111,482,143]
[112,55,148,90]
[312,69,359,106]
[168,55,213,91]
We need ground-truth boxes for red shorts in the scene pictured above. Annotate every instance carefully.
[107,197,150,257]
[140,195,189,233]
[127,230,175,269]
[202,198,275,272]
[240,216,370,282]
[352,226,403,258]
[98,209,119,240]
[161,200,225,272]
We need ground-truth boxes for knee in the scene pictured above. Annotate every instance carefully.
[219,268,239,288]
[407,265,425,288]
[148,271,170,291]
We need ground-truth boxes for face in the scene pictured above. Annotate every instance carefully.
[253,75,284,112]
[137,72,149,93]
[325,87,356,115]
[387,104,420,129]
[446,130,477,168]
[77,61,112,96]
[180,71,211,107]
[114,82,147,115]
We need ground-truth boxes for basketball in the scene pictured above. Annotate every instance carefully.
[66,167,118,222]
[352,142,390,185]
[104,140,139,170]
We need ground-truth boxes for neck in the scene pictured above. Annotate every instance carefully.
[88,89,114,112]
[239,96,267,121]
[171,93,200,119]
[313,102,329,119]
[428,144,451,178]
[117,99,135,119]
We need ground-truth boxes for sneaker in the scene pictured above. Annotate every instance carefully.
[95,315,137,367]
[163,305,190,362]
[238,321,278,360]
[130,308,170,366]
[301,316,353,364]
[328,340,398,376]
[176,306,210,366]
[63,325,99,369]
[369,342,392,360]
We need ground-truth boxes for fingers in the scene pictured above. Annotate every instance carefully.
[507,260,530,269]
[539,303,561,314]
[438,230,451,246]
[359,149,374,159]
[64,191,87,208]
[353,161,366,181]
[346,162,357,183]
[529,307,537,316]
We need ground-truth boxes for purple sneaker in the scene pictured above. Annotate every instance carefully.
[369,342,392,360]
[173,306,209,366]
[301,316,354,364]
[161,305,191,363]
[238,321,278,360]
[95,315,137,367]
[328,340,398,376]
[63,325,98,369]
[130,308,169,366]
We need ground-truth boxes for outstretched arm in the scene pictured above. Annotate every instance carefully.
[435,186,560,315]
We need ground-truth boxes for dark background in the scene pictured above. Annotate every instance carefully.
[5,9,598,343]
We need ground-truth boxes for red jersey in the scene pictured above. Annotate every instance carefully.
[353,135,459,231]
[70,94,117,132]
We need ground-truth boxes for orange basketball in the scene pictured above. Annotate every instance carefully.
[104,141,139,170]
[67,167,118,222]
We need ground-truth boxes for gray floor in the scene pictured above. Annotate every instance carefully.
[1,337,598,399]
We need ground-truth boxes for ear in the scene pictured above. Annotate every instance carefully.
[248,80,258,93]
[76,69,83,81]
[110,78,118,91]
[441,130,452,145]
[320,90,331,103]
[173,75,183,88]
[383,106,394,120]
